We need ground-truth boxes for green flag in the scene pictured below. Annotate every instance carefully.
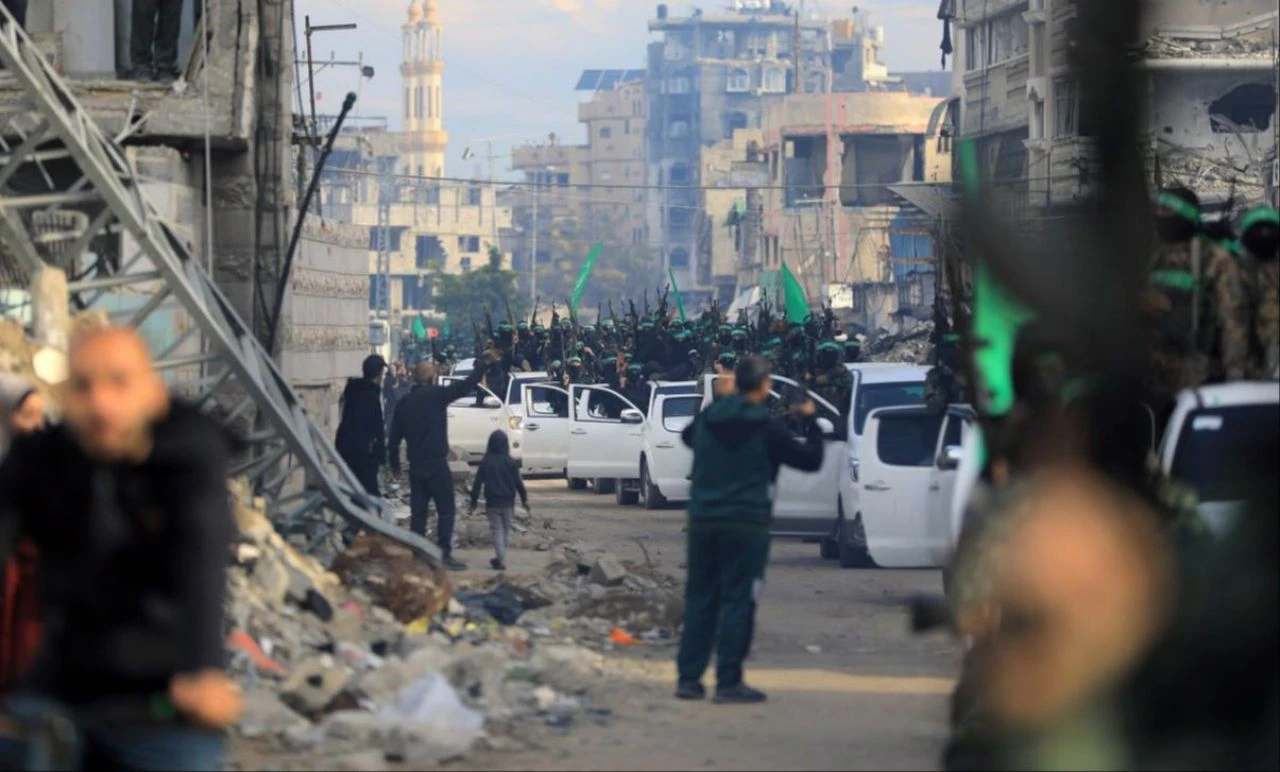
[957,139,1034,419]
[570,241,603,314]
[668,268,687,323]
[412,315,428,340]
[780,262,808,325]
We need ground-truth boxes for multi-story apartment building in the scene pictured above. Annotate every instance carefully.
[509,69,649,284]
[319,0,512,342]
[647,1,829,307]
[946,0,1278,211]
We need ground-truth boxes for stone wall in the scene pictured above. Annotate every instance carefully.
[279,216,370,435]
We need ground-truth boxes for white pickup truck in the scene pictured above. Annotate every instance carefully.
[697,374,845,537]
[563,380,701,505]
[1158,381,1279,536]
[439,371,552,466]
[824,364,931,566]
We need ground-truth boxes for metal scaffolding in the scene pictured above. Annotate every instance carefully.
[0,10,439,560]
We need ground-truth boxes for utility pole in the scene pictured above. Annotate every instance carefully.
[301,19,358,217]
[377,160,394,354]
[530,179,539,308]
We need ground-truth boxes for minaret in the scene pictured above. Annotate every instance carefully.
[401,0,448,178]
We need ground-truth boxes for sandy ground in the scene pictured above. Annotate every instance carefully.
[449,479,961,771]
[238,479,961,771]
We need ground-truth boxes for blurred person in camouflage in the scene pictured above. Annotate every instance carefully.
[1144,187,1249,416]
[1237,205,1279,380]
[0,327,240,770]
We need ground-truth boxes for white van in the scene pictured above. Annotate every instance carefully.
[824,364,930,565]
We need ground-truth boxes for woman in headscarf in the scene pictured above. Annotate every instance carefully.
[0,373,47,692]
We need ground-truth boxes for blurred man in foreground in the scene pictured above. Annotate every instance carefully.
[0,327,240,770]
[675,356,825,704]
[334,354,388,497]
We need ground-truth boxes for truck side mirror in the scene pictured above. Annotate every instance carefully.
[936,445,962,471]
[815,417,835,435]
[620,408,645,424]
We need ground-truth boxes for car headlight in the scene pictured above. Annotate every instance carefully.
[508,416,524,431]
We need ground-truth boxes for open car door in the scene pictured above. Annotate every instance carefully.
[925,406,974,566]
[860,406,945,567]
[567,384,645,481]
[643,393,701,505]
[440,376,504,462]
[521,383,571,476]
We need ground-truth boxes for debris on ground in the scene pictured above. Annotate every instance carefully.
[862,322,934,364]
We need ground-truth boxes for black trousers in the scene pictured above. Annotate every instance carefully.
[1,0,26,27]
[131,0,183,73]
[341,450,380,497]
[676,521,770,688]
[409,459,457,557]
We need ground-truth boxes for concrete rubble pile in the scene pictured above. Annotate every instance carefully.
[227,495,627,770]
[863,322,934,365]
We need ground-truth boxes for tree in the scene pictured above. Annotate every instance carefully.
[433,246,524,335]
[531,215,661,317]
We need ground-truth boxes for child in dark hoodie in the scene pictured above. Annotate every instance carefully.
[468,430,529,570]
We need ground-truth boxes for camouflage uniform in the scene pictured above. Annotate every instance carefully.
[1145,238,1249,405]
[1241,254,1279,381]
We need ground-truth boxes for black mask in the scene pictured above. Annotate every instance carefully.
[1242,224,1279,261]
[1157,216,1197,244]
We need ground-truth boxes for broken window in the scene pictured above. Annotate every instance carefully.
[460,257,473,272]
[1210,83,1276,134]
[669,247,690,268]
[415,235,445,270]
[727,68,750,93]
[726,111,750,135]
[669,162,691,184]
[458,235,480,253]
[784,136,826,208]
[840,135,919,206]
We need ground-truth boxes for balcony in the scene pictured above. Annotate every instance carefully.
[0,1,260,147]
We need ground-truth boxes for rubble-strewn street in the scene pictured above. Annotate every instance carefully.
[229,480,959,772]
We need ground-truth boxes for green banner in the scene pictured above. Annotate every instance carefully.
[570,241,604,314]
[668,268,687,323]
[958,138,1034,419]
[781,262,808,325]
[411,315,428,341]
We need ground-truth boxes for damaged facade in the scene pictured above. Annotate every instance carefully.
[724,92,950,332]
[945,0,1279,211]
[0,0,367,433]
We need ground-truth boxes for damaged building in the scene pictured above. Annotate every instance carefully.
[726,91,950,332]
[942,0,1279,211]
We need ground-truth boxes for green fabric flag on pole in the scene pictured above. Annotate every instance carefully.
[668,268,687,322]
[780,262,808,325]
[412,315,428,341]
[570,241,604,314]
[957,138,1034,419]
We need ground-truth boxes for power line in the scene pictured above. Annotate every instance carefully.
[319,163,1081,193]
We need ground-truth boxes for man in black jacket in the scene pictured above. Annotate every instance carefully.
[676,355,825,704]
[335,355,387,497]
[389,353,495,570]
[0,327,240,769]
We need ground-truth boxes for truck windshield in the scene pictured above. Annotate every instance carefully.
[854,382,926,435]
[1171,403,1279,502]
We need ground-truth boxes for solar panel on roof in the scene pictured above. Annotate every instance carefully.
[598,70,622,90]
[575,69,604,90]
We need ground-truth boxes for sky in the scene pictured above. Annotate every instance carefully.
[295,0,947,178]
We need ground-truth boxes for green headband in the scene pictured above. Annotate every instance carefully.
[1241,206,1280,234]
[1156,192,1200,225]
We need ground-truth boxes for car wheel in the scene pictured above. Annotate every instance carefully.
[593,478,616,495]
[641,459,666,510]
[616,482,639,506]
[838,513,875,569]
[567,477,587,491]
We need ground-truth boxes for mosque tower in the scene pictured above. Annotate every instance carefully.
[401,0,447,178]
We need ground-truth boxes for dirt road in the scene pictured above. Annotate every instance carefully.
[447,479,961,771]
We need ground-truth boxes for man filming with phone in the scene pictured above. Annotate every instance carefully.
[675,355,825,704]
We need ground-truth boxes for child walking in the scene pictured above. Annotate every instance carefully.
[468,430,530,570]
